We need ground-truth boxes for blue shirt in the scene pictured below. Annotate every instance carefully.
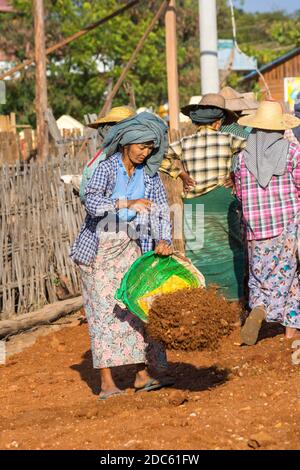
[112,154,145,222]
[70,153,172,265]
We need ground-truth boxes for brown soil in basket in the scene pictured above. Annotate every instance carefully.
[147,287,242,351]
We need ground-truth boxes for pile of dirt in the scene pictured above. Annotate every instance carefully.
[147,287,242,351]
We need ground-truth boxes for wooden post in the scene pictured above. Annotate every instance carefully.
[165,0,180,134]
[10,113,16,134]
[99,0,169,118]
[34,0,48,161]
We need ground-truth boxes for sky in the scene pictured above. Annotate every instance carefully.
[235,0,299,14]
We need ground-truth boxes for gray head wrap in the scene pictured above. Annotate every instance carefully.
[103,111,168,176]
[244,130,289,188]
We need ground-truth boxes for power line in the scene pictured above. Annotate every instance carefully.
[228,0,271,97]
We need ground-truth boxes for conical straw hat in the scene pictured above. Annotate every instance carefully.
[238,100,300,130]
[220,86,259,112]
[181,93,232,117]
[88,106,136,128]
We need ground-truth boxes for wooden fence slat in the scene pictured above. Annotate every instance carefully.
[0,153,88,318]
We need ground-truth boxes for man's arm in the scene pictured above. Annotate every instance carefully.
[159,143,182,179]
[159,141,196,192]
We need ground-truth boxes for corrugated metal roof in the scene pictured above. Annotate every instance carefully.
[242,46,300,82]
[218,40,257,71]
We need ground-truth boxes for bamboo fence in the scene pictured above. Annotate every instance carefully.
[0,154,88,319]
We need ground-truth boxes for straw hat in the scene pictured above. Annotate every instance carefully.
[240,92,259,115]
[220,86,259,113]
[238,100,300,130]
[181,93,231,117]
[88,106,136,128]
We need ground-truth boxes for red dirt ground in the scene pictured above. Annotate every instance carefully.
[0,312,300,450]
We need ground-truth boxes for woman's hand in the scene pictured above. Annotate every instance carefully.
[155,240,173,256]
[126,198,152,213]
[179,171,196,193]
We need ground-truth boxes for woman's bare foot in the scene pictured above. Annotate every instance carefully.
[134,367,152,389]
[285,327,300,339]
[134,366,174,391]
[99,367,122,399]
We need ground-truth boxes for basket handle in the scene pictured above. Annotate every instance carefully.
[172,250,191,264]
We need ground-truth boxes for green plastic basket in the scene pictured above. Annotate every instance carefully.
[115,251,205,322]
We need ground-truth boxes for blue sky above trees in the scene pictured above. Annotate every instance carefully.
[239,0,299,13]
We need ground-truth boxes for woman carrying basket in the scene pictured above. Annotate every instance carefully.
[71,112,173,399]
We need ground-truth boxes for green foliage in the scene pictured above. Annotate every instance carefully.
[0,0,299,124]
[269,13,300,46]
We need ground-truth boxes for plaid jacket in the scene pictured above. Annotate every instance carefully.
[70,154,172,265]
[234,143,300,241]
[159,126,246,197]
[284,128,300,146]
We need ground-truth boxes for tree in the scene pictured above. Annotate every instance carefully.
[1,0,169,124]
[0,0,299,124]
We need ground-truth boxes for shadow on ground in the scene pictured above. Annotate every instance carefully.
[71,351,229,396]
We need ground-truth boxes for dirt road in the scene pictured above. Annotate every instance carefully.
[1,314,299,450]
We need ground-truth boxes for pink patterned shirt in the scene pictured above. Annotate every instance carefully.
[284,128,300,146]
[234,143,300,241]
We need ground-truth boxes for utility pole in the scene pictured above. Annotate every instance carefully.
[199,0,220,94]
[34,0,48,161]
[165,0,180,133]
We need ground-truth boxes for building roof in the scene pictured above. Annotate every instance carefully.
[218,40,257,71]
[56,115,84,132]
[242,46,300,82]
[0,0,13,13]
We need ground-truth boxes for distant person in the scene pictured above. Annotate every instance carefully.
[284,92,300,145]
[61,107,135,198]
[235,101,300,345]
[220,86,258,138]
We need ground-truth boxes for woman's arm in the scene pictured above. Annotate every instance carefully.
[84,162,118,218]
[231,135,247,155]
[150,174,173,253]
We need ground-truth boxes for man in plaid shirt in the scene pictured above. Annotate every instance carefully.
[160,94,246,300]
[160,125,246,197]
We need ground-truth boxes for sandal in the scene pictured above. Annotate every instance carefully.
[241,306,265,346]
[135,377,174,393]
[98,390,124,400]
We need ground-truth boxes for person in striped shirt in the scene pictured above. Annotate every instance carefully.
[284,91,300,146]
[235,100,300,345]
